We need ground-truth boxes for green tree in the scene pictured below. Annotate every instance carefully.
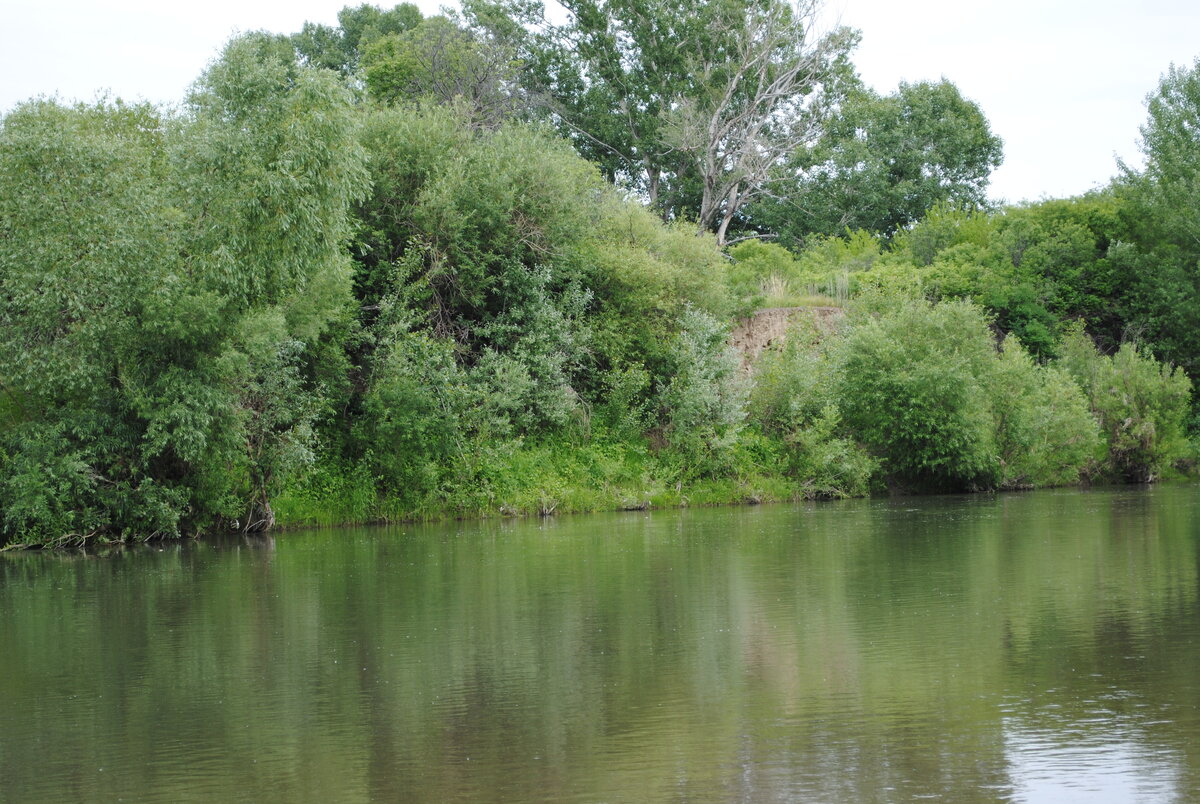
[0,99,187,543]
[1115,58,1200,379]
[1130,58,1200,261]
[176,33,369,528]
[292,3,423,74]
[0,33,367,545]
[361,15,519,126]
[755,80,1002,244]
[474,0,856,242]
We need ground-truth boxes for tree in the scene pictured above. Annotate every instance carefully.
[663,1,858,244]
[1133,58,1200,260]
[178,33,369,528]
[474,0,855,243]
[753,79,1003,244]
[1115,58,1200,379]
[0,33,368,544]
[292,3,423,74]
[0,99,186,543]
[361,15,519,126]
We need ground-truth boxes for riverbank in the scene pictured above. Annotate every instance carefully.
[270,427,1197,535]
[271,437,837,531]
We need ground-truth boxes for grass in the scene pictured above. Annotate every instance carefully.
[271,435,835,530]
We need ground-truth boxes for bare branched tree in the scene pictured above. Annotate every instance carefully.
[664,0,854,244]
[469,0,857,243]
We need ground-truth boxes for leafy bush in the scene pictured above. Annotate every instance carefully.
[990,336,1099,488]
[828,297,1099,491]
[831,298,1000,489]
[751,394,878,499]
[1059,325,1193,481]
[659,308,749,478]
[357,329,466,503]
[749,330,875,497]
[581,198,734,390]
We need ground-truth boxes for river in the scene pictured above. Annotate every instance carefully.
[2,484,1199,801]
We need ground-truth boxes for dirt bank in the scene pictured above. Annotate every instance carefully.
[729,306,844,370]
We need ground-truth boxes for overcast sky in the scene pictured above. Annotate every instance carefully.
[3,0,1199,203]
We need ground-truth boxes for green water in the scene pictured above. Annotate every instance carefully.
[2,485,1199,802]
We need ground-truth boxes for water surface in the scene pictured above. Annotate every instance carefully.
[3,485,1199,801]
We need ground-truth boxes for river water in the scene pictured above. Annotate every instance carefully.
[2,485,1199,802]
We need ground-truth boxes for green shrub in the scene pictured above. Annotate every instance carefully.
[1059,325,1193,481]
[581,198,734,394]
[357,329,467,503]
[831,298,1000,489]
[659,308,749,479]
[828,298,1103,491]
[990,336,1099,488]
[748,326,875,498]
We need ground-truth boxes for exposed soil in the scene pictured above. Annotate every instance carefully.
[729,306,844,371]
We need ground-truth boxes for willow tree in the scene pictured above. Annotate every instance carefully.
[0,33,367,545]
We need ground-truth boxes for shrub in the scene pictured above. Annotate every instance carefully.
[831,298,1000,489]
[357,329,467,502]
[1059,325,1193,481]
[659,308,749,478]
[990,336,1099,488]
[748,321,876,497]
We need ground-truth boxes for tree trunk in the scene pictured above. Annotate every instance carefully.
[243,498,275,532]
[645,162,660,209]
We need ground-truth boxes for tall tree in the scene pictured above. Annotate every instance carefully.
[1126,58,1200,264]
[1116,57,1200,378]
[292,3,423,74]
[361,15,520,126]
[0,33,367,543]
[472,0,855,243]
[751,79,1003,245]
[662,1,857,243]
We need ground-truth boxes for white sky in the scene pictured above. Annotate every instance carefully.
[827,0,1200,203]
[3,0,1199,203]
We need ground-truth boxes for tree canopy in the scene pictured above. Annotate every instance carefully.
[471,0,858,243]
[751,79,1003,245]
[0,33,368,543]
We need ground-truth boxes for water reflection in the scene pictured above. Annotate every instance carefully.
[1004,723,1183,802]
[1,485,1199,801]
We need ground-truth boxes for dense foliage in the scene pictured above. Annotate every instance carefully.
[1,8,1198,547]
[750,80,1004,246]
[0,34,367,545]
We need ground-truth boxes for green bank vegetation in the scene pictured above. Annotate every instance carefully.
[1,2,1198,546]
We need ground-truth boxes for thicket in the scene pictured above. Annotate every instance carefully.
[0,35,368,546]
[2,11,1198,547]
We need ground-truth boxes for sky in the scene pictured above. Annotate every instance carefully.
[3,0,1199,203]
[825,0,1200,202]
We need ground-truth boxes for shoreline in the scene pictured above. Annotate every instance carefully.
[8,475,1182,552]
